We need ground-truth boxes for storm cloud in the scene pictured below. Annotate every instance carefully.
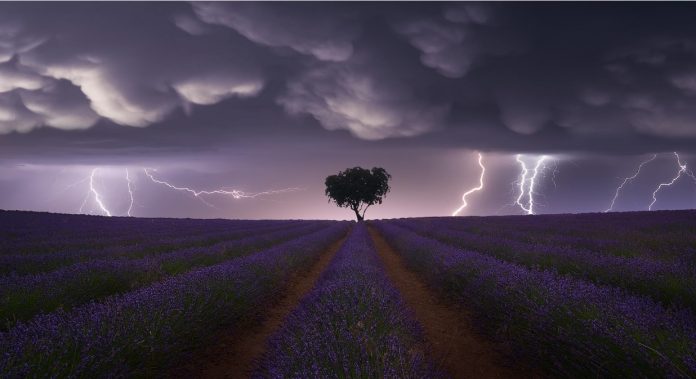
[2,3,696,219]
[0,2,696,153]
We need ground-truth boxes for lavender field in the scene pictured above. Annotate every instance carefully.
[1,210,696,377]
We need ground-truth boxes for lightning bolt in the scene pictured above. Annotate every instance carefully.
[514,155,531,214]
[125,168,134,217]
[686,165,696,184]
[88,168,112,217]
[605,154,657,213]
[514,155,548,215]
[452,152,485,216]
[649,152,690,211]
[527,156,548,215]
[142,168,301,205]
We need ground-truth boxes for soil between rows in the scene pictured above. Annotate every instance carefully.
[172,226,529,378]
[367,226,519,379]
[169,234,348,379]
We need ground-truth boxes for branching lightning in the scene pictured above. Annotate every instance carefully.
[605,154,657,213]
[649,152,690,211]
[452,152,485,216]
[142,168,301,204]
[514,155,530,213]
[74,166,299,217]
[88,168,113,216]
[514,154,548,215]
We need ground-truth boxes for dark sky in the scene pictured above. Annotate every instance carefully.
[1,2,696,219]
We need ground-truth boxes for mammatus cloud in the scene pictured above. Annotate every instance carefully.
[193,2,361,62]
[0,3,265,134]
[0,3,696,153]
[555,38,696,139]
[19,81,99,130]
[498,99,551,135]
[391,4,491,78]
[278,62,450,140]
[0,59,97,133]
[391,3,514,79]
[0,60,46,92]
[174,74,264,106]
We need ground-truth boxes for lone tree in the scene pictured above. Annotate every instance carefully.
[325,167,391,222]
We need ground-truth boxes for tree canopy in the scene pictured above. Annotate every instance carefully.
[325,167,391,221]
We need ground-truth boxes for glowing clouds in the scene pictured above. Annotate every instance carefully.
[0,4,267,134]
[193,2,359,62]
[0,62,46,92]
[174,77,264,106]
[19,81,99,130]
[278,65,449,140]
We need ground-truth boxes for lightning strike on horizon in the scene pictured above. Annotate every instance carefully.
[514,154,548,215]
[452,152,485,216]
[125,169,134,217]
[142,168,301,205]
[527,156,548,215]
[515,155,530,214]
[605,154,657,213]
[649,152,690,211]
[88,168,112,217]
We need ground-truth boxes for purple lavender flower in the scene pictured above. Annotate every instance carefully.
[374,220,696,377]
[0,222,350,378]
[255,223,435,378]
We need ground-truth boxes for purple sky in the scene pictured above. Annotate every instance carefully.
[1,2,696,219]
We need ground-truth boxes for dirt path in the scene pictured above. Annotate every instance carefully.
[171,235,347,379]
[368,226,520,379]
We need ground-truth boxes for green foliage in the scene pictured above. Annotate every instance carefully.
[325,167,391,221]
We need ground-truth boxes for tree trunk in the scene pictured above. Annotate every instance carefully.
[353,208,364,222]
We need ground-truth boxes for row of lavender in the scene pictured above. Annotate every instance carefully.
[0,221,330,328]
[0,221,350,377]
[393,217,696,313]
[1,216,300,256]
[0,220,307,276]
[424,210,696,260]
[255,223,434,377]
[374,220,696,377]
[0,210,297,254]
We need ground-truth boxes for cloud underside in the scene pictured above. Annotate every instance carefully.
[0,3,695,151]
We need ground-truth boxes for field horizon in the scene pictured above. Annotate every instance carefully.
[5,207,696,221]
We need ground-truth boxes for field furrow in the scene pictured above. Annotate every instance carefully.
[172,229,347,378]
[0,222,350,378]
[254,223,434,378]
[395,219,696,313]
[369,226,519,378]
[0,221,306,276]
[0,222,330,328]
[374,221,696,377]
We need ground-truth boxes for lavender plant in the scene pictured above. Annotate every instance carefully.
[255,223,434,378]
